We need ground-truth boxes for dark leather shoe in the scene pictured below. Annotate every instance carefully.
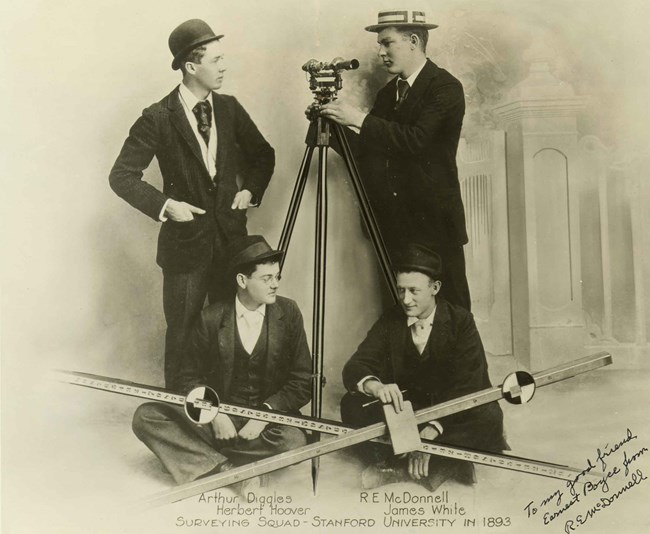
[361,461,408,489]
[418,469,450,492]
[419,460,475,492]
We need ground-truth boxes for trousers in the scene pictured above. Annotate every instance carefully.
[162,230,233,388]
[132,402,306,485]
[340,392,475,489]
[434,245,471,312]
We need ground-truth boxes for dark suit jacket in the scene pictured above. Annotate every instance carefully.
[174,296,312,413]
[109,87,275,273]
[351,59,468,250]
[342,299,507,452]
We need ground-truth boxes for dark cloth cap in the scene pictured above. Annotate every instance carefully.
[168,19,223,70]
[227,235,283,274]
[394,243,443,280]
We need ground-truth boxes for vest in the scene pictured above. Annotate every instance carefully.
[228,318,268,406]
[397,330,435,409]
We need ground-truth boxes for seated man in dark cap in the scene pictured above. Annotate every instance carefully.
[132,236,311,488]
[340,243,508,490]
[109,19,275,388]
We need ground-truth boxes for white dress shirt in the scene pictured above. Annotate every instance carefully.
[178,82,218,177]
[407,305,436,354]
[158,83,218,220]
[358,304,437,390]
[235,296,266,354]
[357,304,442,434]
[395,59,427,102]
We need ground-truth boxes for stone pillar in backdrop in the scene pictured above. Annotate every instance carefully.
[457,131,511,356]
[493,42,588,370]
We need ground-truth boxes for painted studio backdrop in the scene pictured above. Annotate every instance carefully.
[2,1,649,533]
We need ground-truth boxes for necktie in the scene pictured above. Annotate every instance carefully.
[192,100,212,146]
[411,318,429,355]
[396,79,410,110]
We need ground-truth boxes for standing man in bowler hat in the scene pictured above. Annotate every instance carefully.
[340,243,507,490]
[109,20,275,387]
[317,9,471,310]
[132,235,311,488]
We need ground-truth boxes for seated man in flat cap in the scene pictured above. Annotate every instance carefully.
[132,236,311,488]
[340,243,508,490]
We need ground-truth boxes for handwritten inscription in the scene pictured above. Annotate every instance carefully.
[522,428,648,532]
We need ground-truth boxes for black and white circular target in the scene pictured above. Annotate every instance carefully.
[184,385,220,424]
[502,371,536,404]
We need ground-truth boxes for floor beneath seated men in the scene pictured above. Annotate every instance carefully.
[3,353,649,534]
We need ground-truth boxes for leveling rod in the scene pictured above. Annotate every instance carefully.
[136,351,611,507]
[56,367,601,485]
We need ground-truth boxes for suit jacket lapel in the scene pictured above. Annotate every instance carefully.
[265,302,286,381]
[217,301,236,398]
[375,81,399,119]
[168,87,211,180]
[426,300,451,361]
[211,92,226,182]
[264,302,285,386]
[389,313,407,380]
[396,59,438,118]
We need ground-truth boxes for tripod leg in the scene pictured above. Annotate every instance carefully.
[332,123,399,303]
[277,145,315,267]
[310,144,328,495]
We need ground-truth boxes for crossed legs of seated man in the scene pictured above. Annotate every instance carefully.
[132,236,312,487]
[340,392,475,492]
[133,403,306,485]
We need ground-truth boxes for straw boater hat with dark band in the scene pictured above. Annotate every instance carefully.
[365,9,438,32]
[168,19,224,70]
[394,243,443,280]
[226,235,284,274]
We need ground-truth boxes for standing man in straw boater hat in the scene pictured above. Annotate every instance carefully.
[109,20,275,388]
[317,9,471,311]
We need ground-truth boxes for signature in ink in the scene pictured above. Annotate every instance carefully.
[522,428,648,532]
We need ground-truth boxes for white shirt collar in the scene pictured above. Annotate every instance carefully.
[401,59,427,87]
[407,304,436,327]
[235,295,266,319]
[178,82,211,111]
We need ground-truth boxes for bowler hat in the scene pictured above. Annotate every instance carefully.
[394,243,443,280]
[365,9,438,32]
[227,235,284,274]
[169,19,224,70]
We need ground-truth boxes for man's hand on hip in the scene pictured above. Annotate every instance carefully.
[211,413,237,441]
[231,189,253,209]
[319,100,367,129]
[238,419,269,440]
[164,199,206,222]
[364,380,404,412]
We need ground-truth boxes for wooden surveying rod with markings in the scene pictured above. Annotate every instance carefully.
[56,351,612,507]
